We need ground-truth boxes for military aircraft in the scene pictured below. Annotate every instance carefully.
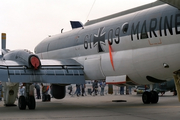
[1,0,180,110]
[154,79,177,95]
[134,79,176,95]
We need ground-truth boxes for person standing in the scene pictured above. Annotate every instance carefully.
[19,84,25,96]
[94,80,98,95]
[68,85,72,95]
[91,80,98,95]
[120,86,124,95]
[100,80,106,96]
[91,80,95,95]
[0,81,2,101]
[35,83,41,99]
[81,84,86,96]
[76,84,81,97]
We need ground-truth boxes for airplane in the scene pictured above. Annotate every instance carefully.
[153,79,177,95]
[1,0,180,110]
[134,79,176,95]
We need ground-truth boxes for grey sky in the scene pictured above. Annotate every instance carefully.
[0,0,156,52]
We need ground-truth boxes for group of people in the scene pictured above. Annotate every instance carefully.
[0,80,132,101]
[68,80,106,97]
[91,80,106,96]
[120,86,132,95]
[68,84,86,97]
[19,83,50,100]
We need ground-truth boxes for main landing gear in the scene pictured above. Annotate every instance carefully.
[142,91,159,104]
[18,84,36,110]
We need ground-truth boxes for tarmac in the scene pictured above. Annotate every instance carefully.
[0,91,179,120]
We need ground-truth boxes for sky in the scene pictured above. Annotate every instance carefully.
[0,0,156,52]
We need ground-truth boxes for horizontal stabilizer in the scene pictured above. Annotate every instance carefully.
[70,21,83,29]
[159,0,180,9]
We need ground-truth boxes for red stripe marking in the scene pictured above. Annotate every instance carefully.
[108,41,115,71]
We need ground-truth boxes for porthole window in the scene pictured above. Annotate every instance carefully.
[122,22,129,34]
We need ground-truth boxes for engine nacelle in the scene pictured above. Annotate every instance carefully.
[3,49,41,69]
[2,82,19,106]
[51,84,66,99]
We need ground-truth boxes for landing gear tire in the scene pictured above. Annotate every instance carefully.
[27,96,36,110]
[142,91,151,104]
[18,96,26,110]
[151,91,159,104]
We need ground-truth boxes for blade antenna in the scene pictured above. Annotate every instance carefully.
[85,0,96,21]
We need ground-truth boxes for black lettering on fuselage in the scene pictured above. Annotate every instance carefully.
[159,17,162,36]
[150,18,157,38]
[175,14,180,34]
[114,27,120,44]
[164,15,173,36]
[84,13,180,51]
[131,22,140,41]
[140,20,148,39]
[108,29,113,45]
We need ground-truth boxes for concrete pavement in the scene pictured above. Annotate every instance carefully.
[0,92,179,120]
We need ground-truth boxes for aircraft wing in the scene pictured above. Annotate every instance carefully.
[0,59,85,84]
[159,0,180,9]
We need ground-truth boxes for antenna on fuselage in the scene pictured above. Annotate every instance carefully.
[85,0,96,21]
[61,28,64,33]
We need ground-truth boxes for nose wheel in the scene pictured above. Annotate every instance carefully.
[142,91,159,104]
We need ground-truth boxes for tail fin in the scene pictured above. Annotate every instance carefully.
[70,21,83,29]
[1,33,8,56]
[1,33,6,50]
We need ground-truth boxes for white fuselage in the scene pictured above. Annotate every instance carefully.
[35,3,180,85]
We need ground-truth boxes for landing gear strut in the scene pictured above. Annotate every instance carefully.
[173,73,180,101]
[18,84,36,110]
[142,91,159,104]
